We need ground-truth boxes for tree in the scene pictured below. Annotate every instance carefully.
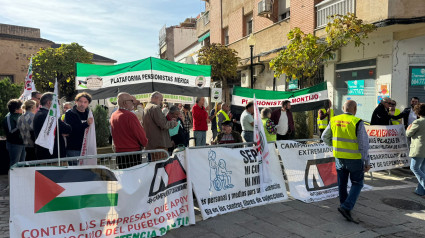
[270,13,376,88]
[93,105,110,147]
[0,78,23,136]
[198,43,239,103]
[32,43,92,100]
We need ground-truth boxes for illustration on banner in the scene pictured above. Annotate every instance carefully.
[208,150,234,191]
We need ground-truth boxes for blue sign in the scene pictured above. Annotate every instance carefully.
[288,79,298,90]
[347,80,364,95]
[411,68,425,86]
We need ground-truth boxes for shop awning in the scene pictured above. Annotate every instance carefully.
[198,32,210,42]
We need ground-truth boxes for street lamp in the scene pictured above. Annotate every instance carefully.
[247,34,256,89]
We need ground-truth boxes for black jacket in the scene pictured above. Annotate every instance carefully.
[171,118,188,147]
[33,108,72,159]
[370,103,391,125]
[65,106,89,151]
[2,113,23,145]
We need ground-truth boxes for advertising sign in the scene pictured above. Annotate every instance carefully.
[347,80,364,95]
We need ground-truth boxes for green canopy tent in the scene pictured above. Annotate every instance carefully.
[75,57,211,100]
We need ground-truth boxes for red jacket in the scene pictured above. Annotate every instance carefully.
[110,109,148,152]
[192,104,208,131]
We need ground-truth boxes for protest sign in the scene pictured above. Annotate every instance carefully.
[10,153,194,237]
[365,124,410,171]
[276,141,372,203]
[186,145,287,219]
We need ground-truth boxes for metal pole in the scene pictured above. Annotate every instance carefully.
[250,45,254,89]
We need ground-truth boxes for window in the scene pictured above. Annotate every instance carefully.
[0,75,14,83]
[278,0,291,20]
[280,10,290,20]
[223,28,229,45]
[244,13,253,36]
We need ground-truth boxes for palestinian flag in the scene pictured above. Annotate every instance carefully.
[231,82,329,115]
[34,168,118,213]
[75,57,211,100]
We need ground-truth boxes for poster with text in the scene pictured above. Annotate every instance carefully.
[276,141,372,203]
[10,153,194,238]
[366,124,410,171]
[186,145,287,219]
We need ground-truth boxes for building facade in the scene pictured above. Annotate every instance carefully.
[0,23,116,84]
[197,0,425,122]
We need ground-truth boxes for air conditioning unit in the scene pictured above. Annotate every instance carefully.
[258,0,272,16]
[253,65,264,77]
[241,70,251,88]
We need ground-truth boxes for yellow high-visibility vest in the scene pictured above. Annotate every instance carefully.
[391,108,402,125]
[216,109,230,132]
[317,108,334,129]
[262,118,276,142]
[330,114,362,159]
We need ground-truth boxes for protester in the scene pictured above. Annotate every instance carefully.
[406,103,425,197]
[2,99,25,166]
[261,108,277,142]
[167,106,188,151]
[177,103,183,111]
[134,102,145,124]
[17,100,37,161]
[317,99,334,136]
[110,93,148,168]
[192,97,209,146]
[392,97,420,129]
[241,101,254,142]
[61,102,73,121]
[33,93,71,160]
[370,97,392,125]
[64,92,94,158]
[271,100,295,140]
[162,103,169,116]
[209,102,221,141]
[216,103,232,134]
[143,92,177,160]
[31,91,42,109]
[212,120,243,145]
[321,100,370,223]
[389,100,402,125]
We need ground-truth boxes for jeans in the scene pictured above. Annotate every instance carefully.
[242,131,254,142]
[194,131,206,146]
[212,129,218,141]
[66,149,81,166]
[6,142,26,167]
[410,157,425,196]
[335,158,364,211]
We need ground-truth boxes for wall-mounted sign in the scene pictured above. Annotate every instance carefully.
[288,79,298,90]
[410,67,425,86]
[347,80,364,95]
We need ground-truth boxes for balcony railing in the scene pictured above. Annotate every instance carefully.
[316,0,356,29]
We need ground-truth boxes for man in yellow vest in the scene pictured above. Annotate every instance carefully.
[317,99,334,136]
[321,100,371,223]
[216,103,232,133]
[389,100,402,125]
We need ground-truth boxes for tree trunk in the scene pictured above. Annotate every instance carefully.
[221,77,230,104]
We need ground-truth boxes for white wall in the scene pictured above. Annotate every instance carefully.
[392,34,425,108]
[253,64,286,91]
[174,42,202,64]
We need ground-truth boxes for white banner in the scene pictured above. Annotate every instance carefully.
[186,145,288,220]
[10,153,194,237]
[276,141,372,203]
[365,124,410,171]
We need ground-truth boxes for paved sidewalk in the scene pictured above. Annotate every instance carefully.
[2,169,425,238]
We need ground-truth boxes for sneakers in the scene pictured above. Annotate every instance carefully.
[338,207,359,224]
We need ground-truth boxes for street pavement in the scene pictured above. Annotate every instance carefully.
[1,168,425,237]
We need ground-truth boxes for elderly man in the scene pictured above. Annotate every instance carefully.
[31,91,42,109]
[392,97,420,129]
[143,92,177,161]
[192,97,209,146]
[110,92,148,168]
[370,97,392,125]
[241,101,254,142]
[322,100,371,223]
[33,93,72,160]
[216,103,232,134]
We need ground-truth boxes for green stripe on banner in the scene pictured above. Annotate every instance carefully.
[76,57,211,77]
[233,82,327,99]
[37,193,118,213]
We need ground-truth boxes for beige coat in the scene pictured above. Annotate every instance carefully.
[406,117,425,158]
[143,102,176,150]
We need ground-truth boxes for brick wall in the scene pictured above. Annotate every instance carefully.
[290,0,322,34]
[228,8,244,43]
[210,0,222,43]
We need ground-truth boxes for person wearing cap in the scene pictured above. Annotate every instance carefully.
[212,120,243,145]
[370,97,392,125]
